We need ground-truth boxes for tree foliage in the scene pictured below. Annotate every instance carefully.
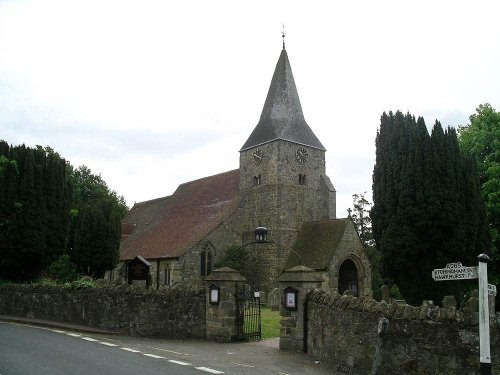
[349,192,383,300]
[0,141,128,281]
[459,104,500,282]
[215,245,248,271]
[371,111,490,305]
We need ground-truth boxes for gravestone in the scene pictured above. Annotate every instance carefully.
[442,295,457,310]
[268,288,280,311]
[380,285,390,303]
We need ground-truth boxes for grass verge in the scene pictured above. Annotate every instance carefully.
[260,306,280,339]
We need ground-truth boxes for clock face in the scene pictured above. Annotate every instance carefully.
[295,146,309,164]
[252,148,263,165]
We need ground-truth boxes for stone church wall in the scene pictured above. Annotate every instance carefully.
[0,283,206,339]
[306,289,500,374]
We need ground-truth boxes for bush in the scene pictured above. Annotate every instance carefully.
[48,255,78,282]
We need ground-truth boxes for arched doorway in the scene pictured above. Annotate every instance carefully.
[338,259,358,297]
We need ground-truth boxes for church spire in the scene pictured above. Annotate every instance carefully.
[240,45,325,151]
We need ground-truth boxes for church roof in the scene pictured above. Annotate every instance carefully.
[285,219,351,270]
[240,48,325,151]
[119,169,240,260]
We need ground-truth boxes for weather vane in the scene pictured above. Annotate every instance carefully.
[281,24,286,49]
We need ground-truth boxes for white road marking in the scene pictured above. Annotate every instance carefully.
[151,346,191,356]
[195,367,224,374]
[66,333,81,337]
[99,342,118,347]
[143,353,165,359]
[81,337,98,342]
[50,329,66,334]
[120,347,141,353]
[230,362,255,368]
[278,372,291,375]
[168,360,192,366]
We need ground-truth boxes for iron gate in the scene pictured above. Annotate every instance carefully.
[235,283,261,341]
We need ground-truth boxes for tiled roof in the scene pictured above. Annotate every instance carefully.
[285,219,350,270]
[240,48,325,151]
[119,169,240,260]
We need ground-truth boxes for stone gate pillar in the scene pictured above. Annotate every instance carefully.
[277,265,324,351]
[205,267,246,342]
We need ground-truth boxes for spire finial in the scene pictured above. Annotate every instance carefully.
[281,24,286,50]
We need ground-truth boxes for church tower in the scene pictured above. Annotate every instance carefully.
[238,45,336,289]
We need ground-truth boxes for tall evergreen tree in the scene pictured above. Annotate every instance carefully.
[0,140,127,281]
[372,111,490,305]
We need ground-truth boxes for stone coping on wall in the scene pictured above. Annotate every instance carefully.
[0,282,204,296]
[309,289,492,326]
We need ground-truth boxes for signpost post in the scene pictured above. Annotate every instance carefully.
[478,254,491,375]
[432,255,492,375]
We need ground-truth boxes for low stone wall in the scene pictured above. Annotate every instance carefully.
[0,283,206,339]
[307,289,500,374]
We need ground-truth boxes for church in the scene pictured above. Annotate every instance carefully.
[114,43,372,298]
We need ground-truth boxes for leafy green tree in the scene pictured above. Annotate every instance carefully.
[215,245,248,271]
[69,165,127,278]
[372,111,490,305]
[349,192,383,299]
[459,104,500,282]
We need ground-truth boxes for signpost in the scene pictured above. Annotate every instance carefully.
[432,255,493,375]
[431,262,478,281]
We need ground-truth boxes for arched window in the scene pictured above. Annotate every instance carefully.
[200,244,214,276]
[207,252,212,275]
[200,250,207,276]
[338,259,358,297]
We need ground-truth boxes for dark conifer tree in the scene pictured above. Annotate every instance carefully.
[372,112,491,305]
[0,140,127,281]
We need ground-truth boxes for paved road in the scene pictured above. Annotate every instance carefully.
[0,322,202,375]
[0,322,330,375]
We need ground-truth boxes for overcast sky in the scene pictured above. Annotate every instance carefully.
[1,0,499,217]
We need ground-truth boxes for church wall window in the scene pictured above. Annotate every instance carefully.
[200,244,214,276]
[207,252,213,275]
[200,250,207,276]
[164,267,171,285]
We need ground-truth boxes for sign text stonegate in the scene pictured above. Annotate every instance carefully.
[432,262,478,281]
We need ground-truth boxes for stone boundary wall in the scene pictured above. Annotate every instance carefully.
[0,284,206,339]
[307,289,500,374]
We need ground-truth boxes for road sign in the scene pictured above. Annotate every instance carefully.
[488,284,497,296]
[432,262,478,281]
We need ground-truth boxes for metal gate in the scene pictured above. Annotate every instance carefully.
[235,283,261,341]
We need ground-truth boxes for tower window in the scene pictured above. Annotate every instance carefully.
[299,174,307,185]
[253,174,262,186]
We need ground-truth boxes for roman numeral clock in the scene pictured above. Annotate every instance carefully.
[295,146,308,164]
[252,148,263,165]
